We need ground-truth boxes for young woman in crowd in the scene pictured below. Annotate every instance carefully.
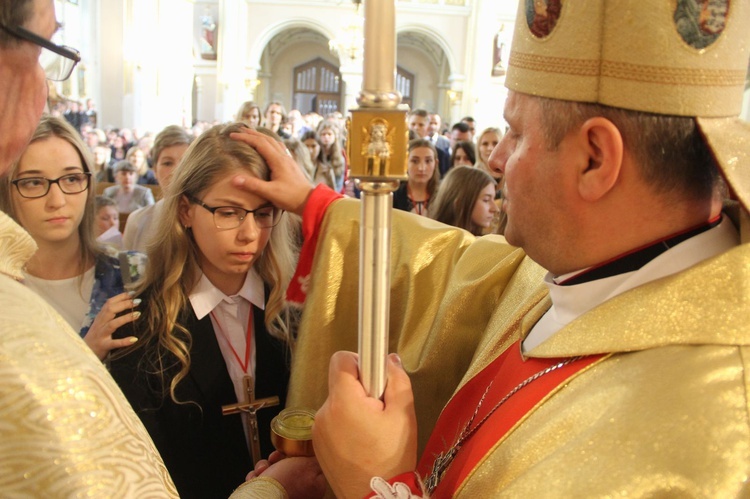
[110,133,128,162]
[92,144,115,182]
[316,121,346,192]
[450,140,477,168]
[122,125,193,251]
[0,116,143,359]
[393,138,441,216]
[263,101,289,138]
[235,101,262,128]
[300,130,336,189]
[429,166,499,236]
[103,160,155,214]
[125,145,158,185]
[109,123,299,499]
[475,126,504,197]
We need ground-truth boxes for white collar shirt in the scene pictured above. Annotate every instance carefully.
[189,269,265,404]
[523,215,739,352]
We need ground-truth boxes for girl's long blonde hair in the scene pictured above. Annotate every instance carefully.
[119,123,299,403]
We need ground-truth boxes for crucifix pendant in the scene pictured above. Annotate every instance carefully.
[424,446,458,495]
[221,375,280,466]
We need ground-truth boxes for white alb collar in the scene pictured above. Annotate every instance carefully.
[523,215,739,352]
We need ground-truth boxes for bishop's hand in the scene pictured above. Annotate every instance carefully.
[229,127,314,216]
[313,352,418,499]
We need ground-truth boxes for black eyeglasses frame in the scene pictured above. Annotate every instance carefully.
[0,23,81,80]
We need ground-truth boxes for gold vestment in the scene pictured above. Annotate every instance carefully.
[288,199,750,496]
[0,211,179,497]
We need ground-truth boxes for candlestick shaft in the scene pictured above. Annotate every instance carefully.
[357,182,398,398]
[363,0,396,93]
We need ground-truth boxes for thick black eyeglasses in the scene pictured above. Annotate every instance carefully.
[0,24,80,81]
[187,194,282,229]
[11,172,91,199]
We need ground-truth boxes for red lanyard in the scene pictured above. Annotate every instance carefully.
[210,306,254,374]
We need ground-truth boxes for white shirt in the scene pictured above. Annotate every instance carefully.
[188,269,266,405]
[523,216,739,352]
[23,266,95,332]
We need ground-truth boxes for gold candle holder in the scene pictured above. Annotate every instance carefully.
[270,408,316,457]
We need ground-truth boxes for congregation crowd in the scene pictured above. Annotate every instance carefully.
[3,0,750,498]
[49,96,510,255]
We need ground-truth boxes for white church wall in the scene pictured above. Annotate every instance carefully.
[397,46,441,113]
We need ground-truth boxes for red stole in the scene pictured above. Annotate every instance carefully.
[418,340,605,498]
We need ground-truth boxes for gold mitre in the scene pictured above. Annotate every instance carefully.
[506,0,750,210]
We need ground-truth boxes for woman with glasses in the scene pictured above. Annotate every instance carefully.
[108,123,302,499]
[0,115,144,359]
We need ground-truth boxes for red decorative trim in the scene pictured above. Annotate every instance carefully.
[286,185,344,304]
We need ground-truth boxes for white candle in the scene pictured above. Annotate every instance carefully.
[363,0,396,93]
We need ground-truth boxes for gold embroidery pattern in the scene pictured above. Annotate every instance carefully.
[509,52,745,86]
[509,52,599,76]
[601,60,745,87]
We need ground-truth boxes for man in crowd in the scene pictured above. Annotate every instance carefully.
[460,116,476,140]
[231,0,750,497]
[449,120,472,150]
[428,112,451,162]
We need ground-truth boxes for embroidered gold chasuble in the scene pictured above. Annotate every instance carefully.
[288,199,750,497]
[0,212,179,497]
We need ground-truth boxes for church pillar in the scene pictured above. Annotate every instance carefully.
[339,62,364,115]
[447,73,465,126]
[217,0,250,122]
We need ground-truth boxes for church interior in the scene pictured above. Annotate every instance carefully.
[51,0,750,134]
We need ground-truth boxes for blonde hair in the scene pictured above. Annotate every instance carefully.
[475,126,503,173]
[0,114,101,277]
[120,123,299,403]
[125,146,148,176]
[235,101,261,125]
[150,125,193,166]
[283,137,315,182]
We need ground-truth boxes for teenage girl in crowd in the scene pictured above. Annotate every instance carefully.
[109,123,299,499]
[125,145,158,185]
[429,166,499,236]
[475,126,504,198]
[393,138,441,216]
[450,140,477,169]
[235,101,262,128]
[92,143,114,182]
[317,121,346,192]
[122,125,193,252]
[300,130,336,189]
[0,116,143,360]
